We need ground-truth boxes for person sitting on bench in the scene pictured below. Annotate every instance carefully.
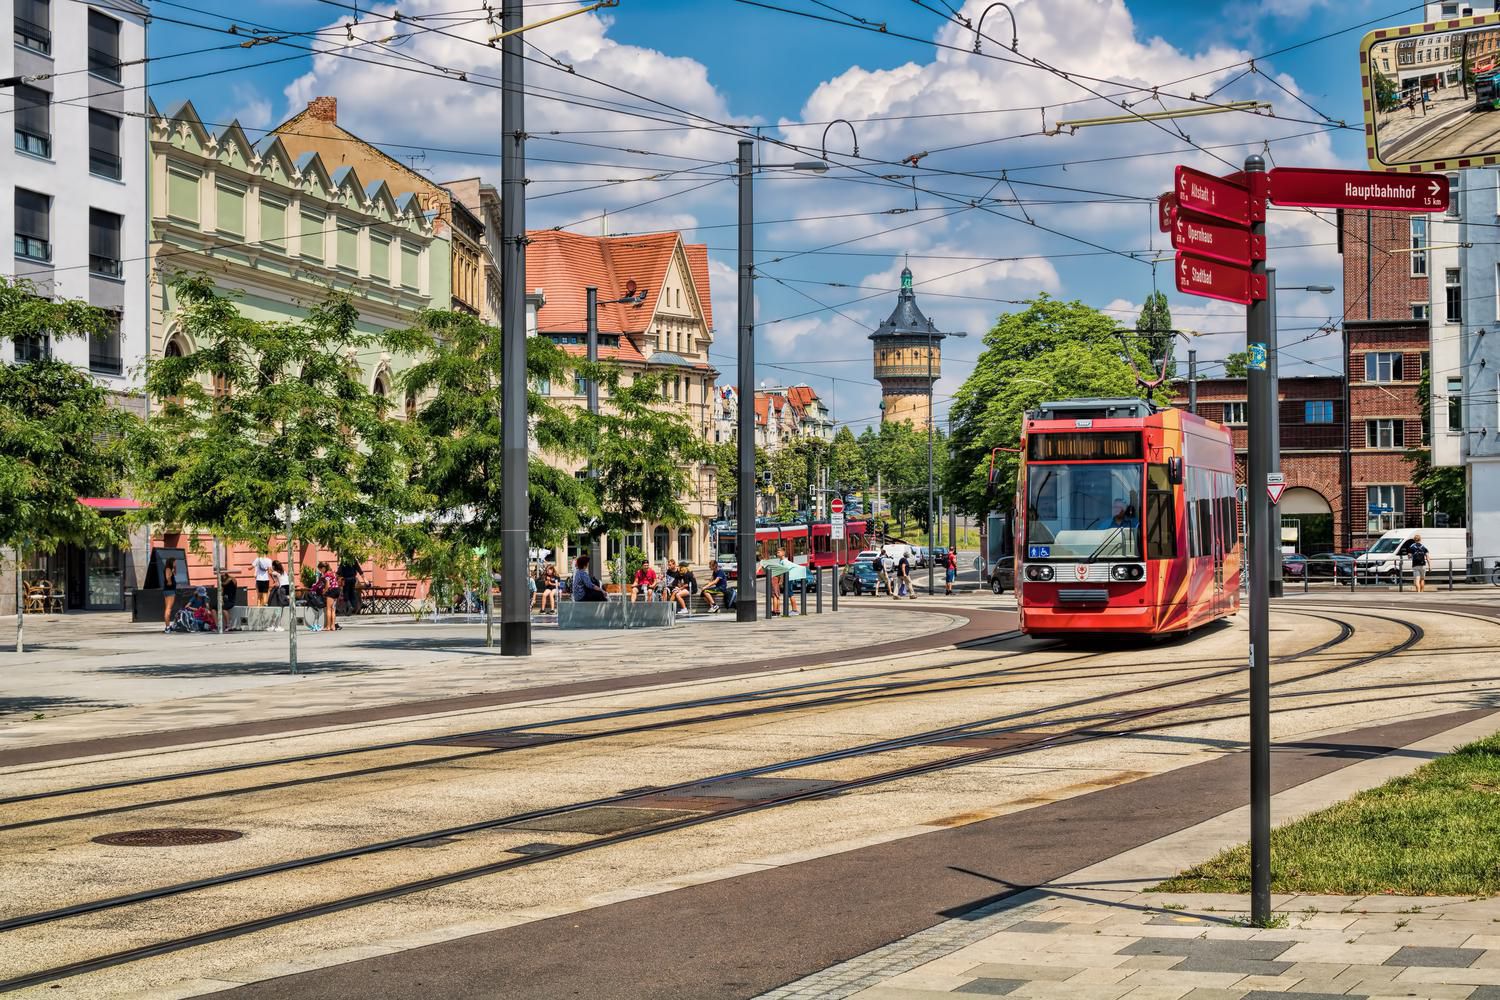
[571,554,607,602]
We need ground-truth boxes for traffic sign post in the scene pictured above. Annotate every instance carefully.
[1172,210,1264,266]
[1266,473,1287,505]
[1158,191,1175,233]
[1176,252,1266,305]
[830,497,844,612]
[1175,165,1256,225]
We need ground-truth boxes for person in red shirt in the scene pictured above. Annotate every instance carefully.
[630,562,657,602]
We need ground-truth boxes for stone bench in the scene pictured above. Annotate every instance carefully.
[227,606,321,630]
[557,600,676,630]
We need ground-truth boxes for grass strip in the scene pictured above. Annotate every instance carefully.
[1154,731,1500,896]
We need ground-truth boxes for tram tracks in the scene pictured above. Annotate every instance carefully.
[0,609,1422,991]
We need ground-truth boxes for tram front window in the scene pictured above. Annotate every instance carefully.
[1026,463,1142,560]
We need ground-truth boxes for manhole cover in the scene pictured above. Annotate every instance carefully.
[92,828,242,847]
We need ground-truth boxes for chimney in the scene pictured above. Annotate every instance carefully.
[306,96,337,123]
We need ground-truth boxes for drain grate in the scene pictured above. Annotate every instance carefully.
[92,828,242,847]
[508,806,697,835]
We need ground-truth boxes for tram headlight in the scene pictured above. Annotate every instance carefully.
[1111,564,1145,582]
[1025,564,1054,582]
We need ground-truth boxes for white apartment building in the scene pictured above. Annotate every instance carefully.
[4,0,149,398]
[1429,174,1465,469]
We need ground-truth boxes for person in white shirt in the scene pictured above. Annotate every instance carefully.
[251,554,274,606]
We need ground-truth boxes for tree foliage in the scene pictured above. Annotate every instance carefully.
[1134,289,1175,379]
[135,275,420,561]
[859,419,936,532]
[0,277,136,570]
[942,295,1160,518]
[1223,350,1251,378]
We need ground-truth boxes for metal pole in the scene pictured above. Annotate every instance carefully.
[947,413,957,551]
[816,566,823,613]
[926,329,935,596]
[1267,272,1284,599]
[586,287,602,580]
[736,139,758,623]
[285,501,297,674]
[499,0,530,655]
[1244,154,1272,927]
[483,548,493,647]
[1188,348,1198,414]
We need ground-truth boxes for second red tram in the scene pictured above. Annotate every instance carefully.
[1015,398,1240,637]
[716,519,870,580]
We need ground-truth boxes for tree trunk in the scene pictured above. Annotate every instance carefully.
[483,548,494,647]
[214,536,224,635]
[15,547,23,655]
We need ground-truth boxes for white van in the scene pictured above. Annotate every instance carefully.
[1355,528,1467,578]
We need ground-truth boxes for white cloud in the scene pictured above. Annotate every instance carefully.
[229,84,272,132]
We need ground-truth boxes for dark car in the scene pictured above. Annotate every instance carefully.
[988,556,1015,595]
[1282,553,1308,577]
[932,546,950,565]
[1306,554,1355,582]
[839,560,880,596]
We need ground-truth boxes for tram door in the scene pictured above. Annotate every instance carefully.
[1210,489,1226,615]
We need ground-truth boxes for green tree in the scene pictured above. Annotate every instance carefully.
[136,275,422,666]
[829,426,869,497]
[580,364,708,584]
[859,419,931,534]
[1135,290,1175,380]
[942,295,1158,518]
[708,439,769,517]
[0,279,136,652]
[1406,368,1466,526]
[1374,68,1400,112]
[1223,350,1251,378]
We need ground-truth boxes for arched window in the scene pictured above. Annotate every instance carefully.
[677,527,693,562]
[653,526,669,561]
[405,391,418,421]
[164,334,186,358]
[373,372,389,399]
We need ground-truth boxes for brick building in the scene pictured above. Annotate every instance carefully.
[1340,209,1431,548]
[1171,377,1347,553]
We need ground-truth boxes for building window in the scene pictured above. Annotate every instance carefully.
[1447,377,1463,432]
[14,188,51,262]
[87,10,122,82]
[13,85,51,159]
[1446,268,1462,323]
[15,0,50,54]
[336,224,358,271]
[216,182,245,237]
[1305,400,1334,424]
[400,244,420,289]
[1221,401,1247,425]
[166,166,199,224]
[370,233,390,280]
[1364,351,1402,382]
[653,525,669,561]
[1411,302,1429,320]
[89,311,123,375]
[677,527,693,561]
[88,109,121,179]
[88,209,123,278]
[260,197,286,252]
[1365,418,1404,449]
[1367,484,1406,534]
[1446,173,1460,218]
[1410,217,1427,276]
[14,331,49,363]
[300,211,324,262]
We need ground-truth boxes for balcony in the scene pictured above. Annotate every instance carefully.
[89,255,123,278]
[14,17,51,55]
[15,129,50,159]
[14,234,51,262]
[872,363,941,379]
[89,148,122,180]
[87,47,121,82]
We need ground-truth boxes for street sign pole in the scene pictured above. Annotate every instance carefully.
[1267,271,1283,599]
[1244,154,1273,927]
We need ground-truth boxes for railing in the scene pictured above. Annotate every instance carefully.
[89,254,124,278]
[87,47,121,82]
[89,148,122,180]
[14,16,51,54]
[1288,554,1500,592]
[14,129,50,158]
[14,235,51,262]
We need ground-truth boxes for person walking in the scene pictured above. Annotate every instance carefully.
[251,553,273,607]
[897,550,915,599]
[1407,533,1430,593]
[944,548,958,596]
[877,546,894,597]
[337,558,365,616]
[267,559,289,631]
[571,554,607,602]
[161,557,179,633]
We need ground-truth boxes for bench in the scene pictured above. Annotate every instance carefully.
[558,600,677,630]
[228,605,321,630]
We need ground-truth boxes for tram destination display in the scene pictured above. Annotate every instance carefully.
[1026,432,1143,461]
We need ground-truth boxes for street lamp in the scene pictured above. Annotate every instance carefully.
[736,139,828,623]
[928,328,968,596]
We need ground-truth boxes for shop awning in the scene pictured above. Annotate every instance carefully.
[77,497,146,511]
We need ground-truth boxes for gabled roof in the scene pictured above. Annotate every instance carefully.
[526,229,714,336]
[684,243,713,330]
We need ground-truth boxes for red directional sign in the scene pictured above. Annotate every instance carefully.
[1176,252,1266,305]
[1267,167,1448,213]
[1171,209,1264,266]
[1158,192,1176,233]
[1175,165,1252,226]
[830,497,844,515]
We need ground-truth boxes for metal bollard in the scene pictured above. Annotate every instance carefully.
[831,563,838,612]
[815,567,823,614]
[1397,556,1404,592]
[799,573,808,616]
[1304,567,1309,594]
[1449,559,1455,591]
[765,570,774,618]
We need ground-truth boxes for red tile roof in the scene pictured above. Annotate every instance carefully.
[558,341,647,365]
[526,229,715,337]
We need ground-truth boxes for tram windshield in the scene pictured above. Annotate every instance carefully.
[1025,462,1143,560]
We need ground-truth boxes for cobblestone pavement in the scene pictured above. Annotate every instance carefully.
[760,889,1500,1000]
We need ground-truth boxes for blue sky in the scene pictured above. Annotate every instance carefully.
[145,0,1427,431]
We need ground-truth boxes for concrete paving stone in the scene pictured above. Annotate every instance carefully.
[1068,968,1137,985]
[1037,934,1141,955]
[1240,993,1361,1000]
[1124,957,1193,971]
[1124,939,1294,962]
[1285,964,1352,980]
[1329,965,1404,986]
[1385,947,1486,969]
[1127,926,1224,940]
[1005,921,1066,935]
[1278,982,1349,995]
[1392,968,1500,987]
[1353,932,1467,948]
[1009,982,1134,1000]
[1295,916,1361,931]
[1283,896,1370,913]
[1171,957,1294,976]
[1117,970,1250,990]
[1280,944,1401,966]
[1232,975,1305,991]
[1176,991,1250,1000]
[966,963,1085,982]
[1472,954,1500,970]
[1119,987,1195,1000]
[953,980,1027,996]
[1467,986,1500,999]
[1371,986,1482,999]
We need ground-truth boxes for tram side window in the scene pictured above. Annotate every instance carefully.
[1219,495,1237,552]
[1197,498,1213,557]
[1146,463,1177,560]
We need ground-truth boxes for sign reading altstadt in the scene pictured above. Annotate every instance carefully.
[1174,165,1252,226]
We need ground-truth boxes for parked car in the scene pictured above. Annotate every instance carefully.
[1282,553,1307,577]
[931,546,949,568]
[839,560,881,596]
[1305,554,1356,582]
[988,556,1015,594]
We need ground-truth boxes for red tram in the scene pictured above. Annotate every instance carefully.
[1014,398,1240,637]
[716,519,870,580]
